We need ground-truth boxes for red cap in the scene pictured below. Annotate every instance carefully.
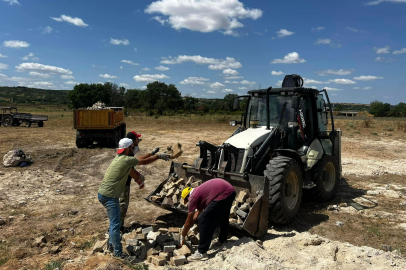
[131,131,141,138]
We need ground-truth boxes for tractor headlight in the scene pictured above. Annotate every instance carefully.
[230,120,237,126]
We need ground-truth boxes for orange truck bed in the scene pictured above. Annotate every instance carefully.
[73,108,124,130]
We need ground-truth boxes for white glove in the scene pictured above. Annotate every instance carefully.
[157,153,171,161]
[150,147,160,155]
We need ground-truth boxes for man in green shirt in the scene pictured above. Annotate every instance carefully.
[98,138,170,258]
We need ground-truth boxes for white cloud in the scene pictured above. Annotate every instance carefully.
[64,81,78,85]
[119,83,131,88]
[32,81,54,87]
[99,74,117,79]
[51,15,88,27]
[346,27,366,33]
[276,29,294,38]
[16,63,72,74]
[61,74,75,79]
[110,38,130,45]
[152,16,167,25]
[210,82,225,88]
[308,86,318,89]
[329,78,357,84]
[42,26,53,34]
[121,60,139,65]
[224,80,239,84]
[142,68,151,71]
[222,89,234,92]
[161,55,219,65]
[207,90,216,94]
[315,39,331,45]
[393,48,406,54]
[3,0,20,5]
[238,86,248,90]
[134,48,138,51]
[240,80,255,85]
[375,57,397,62]
[225,75,243,79]
[363,86,373,90]
[120,66,123,69]
[323,87,342,91]
[353,87,361,89]
[133,74,169,82]
[22,52,39,61]
[3,40,30,48]
[353,75,383,81]
[161,55,242,70]
[303,78,326,84]
[155,65,170,71]
[223,68,239,75]
[271,71,284,76]
[316,69,354,76]
[311,27,325,32]
[271,52,306,64]
[29,72,52,78]
[141,86,147,90]
[145,0,263,36]
[0,63,8,69]
[180,77,209,85]
[374,45,390,54]
[0,53,7,58]
[365,0,406,6]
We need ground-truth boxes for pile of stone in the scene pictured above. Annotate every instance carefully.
[117,224,200,266]
[150,175,259,226]
[86,101,107,110]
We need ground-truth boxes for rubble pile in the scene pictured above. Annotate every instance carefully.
[150,175,260,226]
[100,224,201,266]
[86,101,107,110]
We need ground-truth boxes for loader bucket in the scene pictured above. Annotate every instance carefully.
[144,162,269,238]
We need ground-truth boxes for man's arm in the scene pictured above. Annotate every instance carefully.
[137,155,159,165]
[129,168,139,179]
[181,210,201,238]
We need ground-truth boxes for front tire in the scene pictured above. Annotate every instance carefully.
[305,155,340,202]
[265,156,303,225]
[76,138,87,148]
[25,121,31,127]
[38,121,44,127]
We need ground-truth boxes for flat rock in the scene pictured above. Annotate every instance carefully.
[93,239,108,253]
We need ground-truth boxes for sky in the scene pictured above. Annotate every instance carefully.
[0,0,406,105]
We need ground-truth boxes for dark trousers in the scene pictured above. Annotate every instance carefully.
[197,191,236,254]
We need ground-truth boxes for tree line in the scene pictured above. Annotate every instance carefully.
[67,81,244,114]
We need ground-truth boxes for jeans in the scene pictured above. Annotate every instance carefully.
[197,191,236,254]
[98,193,122,256]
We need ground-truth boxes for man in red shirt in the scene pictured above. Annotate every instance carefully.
[180,178,236,261]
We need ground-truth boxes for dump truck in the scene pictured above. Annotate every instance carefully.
[73,106,126,148]
[0,107,48,127]
[145,74,342,238]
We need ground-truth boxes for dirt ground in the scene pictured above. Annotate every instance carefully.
[0,110,406,270]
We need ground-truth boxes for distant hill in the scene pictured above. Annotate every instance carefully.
[0,86,70,105]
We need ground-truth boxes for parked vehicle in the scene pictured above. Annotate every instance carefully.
[73,107,126,148]
[145,74,342,238]
[0,107,48,128]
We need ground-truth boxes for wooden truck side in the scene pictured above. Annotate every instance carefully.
[73,107,126,148]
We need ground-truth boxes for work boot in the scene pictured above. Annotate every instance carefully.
[106,243,114,253]
[187,250,208,261]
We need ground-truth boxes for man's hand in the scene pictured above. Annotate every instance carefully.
[179,235,185,247]
[157,153,171,161]
[149,147,160,155]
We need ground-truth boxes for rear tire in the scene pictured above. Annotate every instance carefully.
[25,121,31,127]
[38,121,44,127]
[121,123,126,139]
[76,138,87,148]
[1,115,13,127]
[304,155,340,202]
[111,130,119,147]
[265,156,303,225]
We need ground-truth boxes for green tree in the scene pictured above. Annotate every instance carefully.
[389,102,406,117]
[369,100,391,117]
[183,95,198,111]
[334,104,343,111]
[67,83,111,109]
[224,94,239,111]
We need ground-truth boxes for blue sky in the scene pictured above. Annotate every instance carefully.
[0,0,405,104]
